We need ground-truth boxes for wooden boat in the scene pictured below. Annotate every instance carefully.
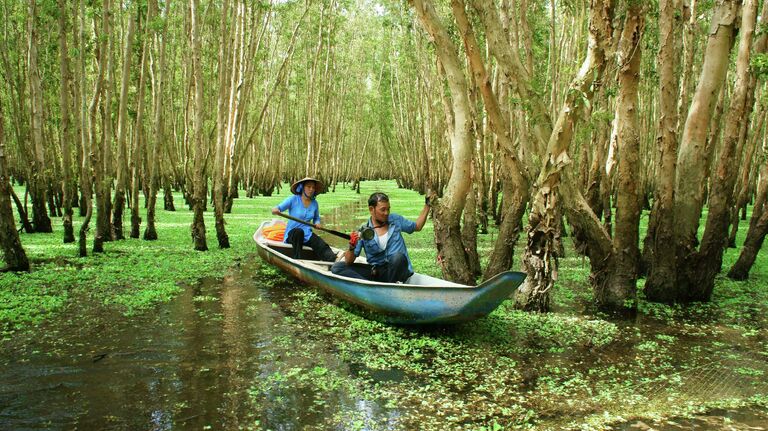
[254,220,526,324]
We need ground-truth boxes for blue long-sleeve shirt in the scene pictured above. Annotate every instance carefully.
[276,194,320,243]
[352,214,416,273]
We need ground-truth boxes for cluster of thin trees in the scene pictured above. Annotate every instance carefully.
[2,0,768,312]
[0,0,400,268]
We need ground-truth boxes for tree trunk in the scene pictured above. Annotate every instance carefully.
[451,0,530,280]
[411,0,475,285]
[0,92,30,271]
[89,0,113,253]
[689,0,758,299]
[573,86,610,257]
[213,0,233,249]
[677,0,698,128]
[727,163,768,279]
[727,3,768,248]
[644,0,684,302]
[484,175,525,278]
[163,178,175,211]
[112,4,136,241]
[462,180,481,278]
[190,0,208,251]
[670,0,739,302]
[77,0,93,257]
[469,0,552,152]
[593,4,644,309]
[131,4,154,240]
[9,188,34,234]
[517,0,615,311]
[27,0,53,233]
[144,0,168,241]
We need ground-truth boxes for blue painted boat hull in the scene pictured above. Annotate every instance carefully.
[254,221,525,324]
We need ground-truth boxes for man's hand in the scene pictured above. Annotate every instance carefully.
[348,231,360,250]
[425,190,437,207]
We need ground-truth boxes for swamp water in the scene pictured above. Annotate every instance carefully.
[2,256,766,430]
[0,259,399,430]
[1,198,767,429]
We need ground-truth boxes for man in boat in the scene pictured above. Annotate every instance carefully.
[271,177,337,262]
[330,192,432,283]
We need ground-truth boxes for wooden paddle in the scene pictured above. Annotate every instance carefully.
[275,212,351,240]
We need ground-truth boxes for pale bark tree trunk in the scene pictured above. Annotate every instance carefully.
[451,0,530,280]
[213,0,233,249]
[305,2,325,176]
[58,0,75,244]
[130,3,154,239]
[27,0,52,233]
[593,4,644,307]
[0,95,29,271]
[190,0,208,251]
[470,0,552,153]
[78,0,93,257]
[677,0,698,129]
[112,5,136,241]
[144,0,168,241]
[690,0,758,300]
[517,0,615,311]
[643,0,685,302]
[462,178,482,278]
[729,103,765,246]
[92,0,112,253]
[726,2,768,247]
[410,0,475,285]
[9,188,34,234]
[572,86,610,257]
[728,161,768,279]
[673,0,739,273]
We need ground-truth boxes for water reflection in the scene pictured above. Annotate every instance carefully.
[0,257,397,430]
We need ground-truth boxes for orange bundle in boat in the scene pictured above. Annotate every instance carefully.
[262,222,286,241]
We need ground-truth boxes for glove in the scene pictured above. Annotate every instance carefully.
[348,231,360,250]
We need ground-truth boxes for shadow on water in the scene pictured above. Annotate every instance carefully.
[0,257,399,430]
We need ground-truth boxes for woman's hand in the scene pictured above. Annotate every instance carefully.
[271,208,280,215]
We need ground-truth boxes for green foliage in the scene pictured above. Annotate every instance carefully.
[750,53,768,80]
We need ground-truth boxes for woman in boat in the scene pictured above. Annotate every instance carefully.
[331,192,432,283]
[271,177,337,262]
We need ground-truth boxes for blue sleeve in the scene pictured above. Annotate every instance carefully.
[313,202,321,224]
[354,240,363,257]
[395,214,416,234]
[276,196,293,212]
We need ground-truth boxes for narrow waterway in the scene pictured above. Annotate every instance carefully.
[0,257,399,430]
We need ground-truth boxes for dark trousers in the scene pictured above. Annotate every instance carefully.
[286,229,336,262]
[330,252,412,283]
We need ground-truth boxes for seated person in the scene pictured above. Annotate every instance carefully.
[331,192,432,283]
[271,177,336,262]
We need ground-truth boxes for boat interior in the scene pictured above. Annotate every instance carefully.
[261,236,467,287]
[263,238,363,271]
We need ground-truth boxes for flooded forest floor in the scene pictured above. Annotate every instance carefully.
[1,181,767,430]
